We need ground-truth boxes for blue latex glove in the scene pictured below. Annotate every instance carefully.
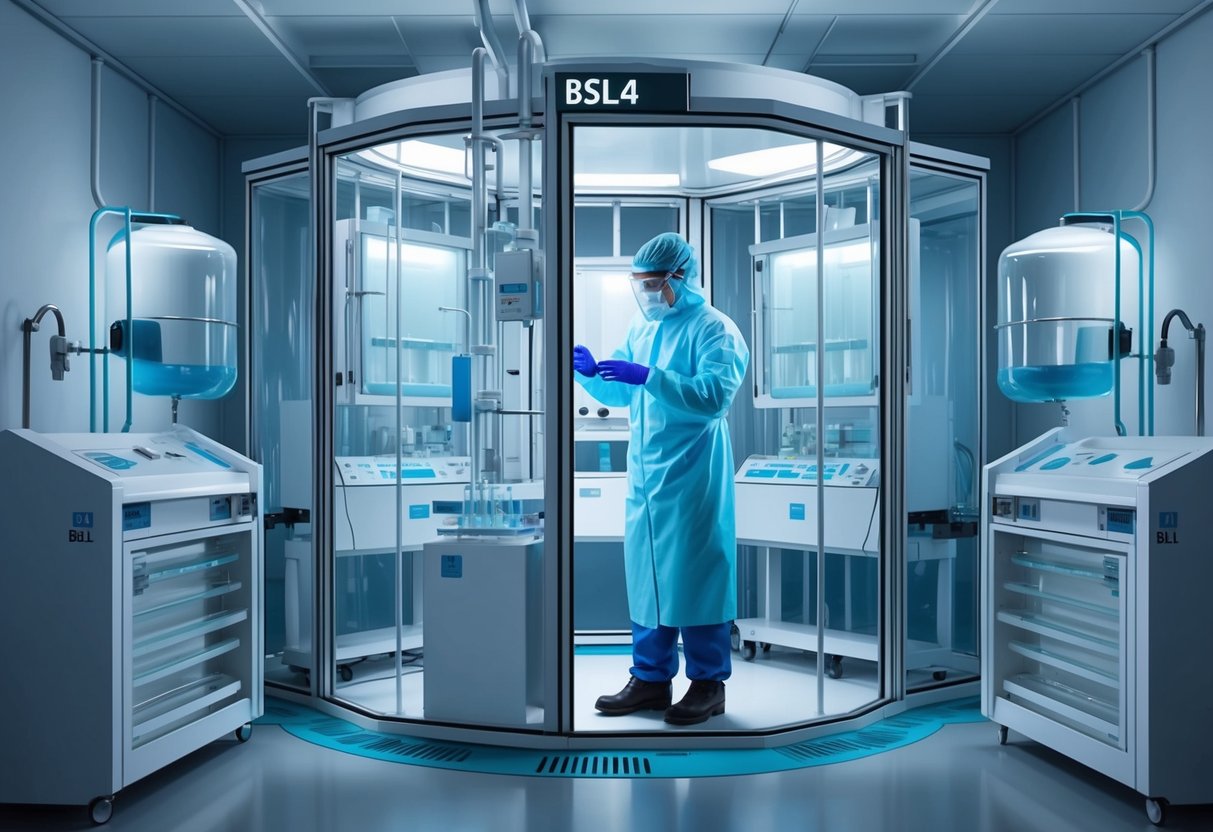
[598,359,650,386]
[573,344,598,377]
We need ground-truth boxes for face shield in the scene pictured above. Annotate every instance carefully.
[629,272,678,321]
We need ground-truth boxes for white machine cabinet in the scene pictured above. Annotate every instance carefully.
[733,455,882,677]
[983,429,1213,825]
[0,428,262,824]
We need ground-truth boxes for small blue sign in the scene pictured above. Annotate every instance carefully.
[1159,511,1179,529]
[72,512,94,528]
[209,497,232,521]
[579,488,602,498]
[441,555,463,579]
[789,503,806,521]
[123,502,151,531]
[409,504,430,520]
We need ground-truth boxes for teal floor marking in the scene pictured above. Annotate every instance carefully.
[257,697,984,779]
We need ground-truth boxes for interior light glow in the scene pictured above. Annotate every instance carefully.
[574,173,681,189]
[397,140,466,175]
[708,142,854,177]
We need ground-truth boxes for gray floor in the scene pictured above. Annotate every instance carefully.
[3,719,1211,832]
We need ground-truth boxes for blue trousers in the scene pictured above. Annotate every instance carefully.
[630,621,732,683]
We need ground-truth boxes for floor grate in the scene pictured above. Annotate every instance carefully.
[534,755,653,777]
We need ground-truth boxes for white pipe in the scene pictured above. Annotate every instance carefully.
[1130,47,1157,212]
[1072,97,1081,212]
[473,0,510,99]
[91,58,107,210]
[148,94,157,212]
[517,34,535,234]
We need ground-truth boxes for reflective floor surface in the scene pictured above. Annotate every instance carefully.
[3,712,1211,831]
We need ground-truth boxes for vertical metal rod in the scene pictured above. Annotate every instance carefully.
[148,94,157,212]
[815,140,826,715]
[1196,325,1206,437]
[470,48,487,486]
[394,169,405,716]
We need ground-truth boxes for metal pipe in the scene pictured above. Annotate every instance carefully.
[1158,309,1206,436]
[511,0,545,61]
[473,0,510,98]
[1071,97,1081,212]
[814,140,826,715]
[470,49,488,485]
[1130,47,1157,212]
[394,169,405,715]
[148,94,157,212]
[91,58,107,210]
[517,34,535,234]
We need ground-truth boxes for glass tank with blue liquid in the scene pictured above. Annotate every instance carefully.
[106,221,238,400]
[996,224,1137,403]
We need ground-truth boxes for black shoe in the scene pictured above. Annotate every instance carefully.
[664,680,725,725]
[595,676,672,715]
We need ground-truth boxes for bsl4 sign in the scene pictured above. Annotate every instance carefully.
[564,77,639,107]
[554,72,689,113]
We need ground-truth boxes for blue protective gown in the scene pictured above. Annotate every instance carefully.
[577,295,749,629]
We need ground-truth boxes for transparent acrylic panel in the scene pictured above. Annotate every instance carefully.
[358,235,463,398]
[906,168,982,689]
[574,205,613,257]
[329,127,543,728]
[619,205,679,257]
[249,171,312,692]
[572,126,886,733]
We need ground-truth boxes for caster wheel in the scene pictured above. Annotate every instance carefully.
[730,624,741,651]
[1146,797,1168,826]
[761,642,772,653]
[827,655,843,679]
[997,725,1009,746]
[933,670,948,682]
[89,796,113,825]
[235,723,252,743]
[339,665,354,682]
[742,640,757,661]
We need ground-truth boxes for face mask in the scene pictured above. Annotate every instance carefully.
[630,275,679,321]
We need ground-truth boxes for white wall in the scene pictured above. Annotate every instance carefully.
[1011,8,1213,443]
[0,1,222,439]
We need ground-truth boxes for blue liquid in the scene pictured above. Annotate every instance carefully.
[997,363,1112,403]
[129,360,237,399]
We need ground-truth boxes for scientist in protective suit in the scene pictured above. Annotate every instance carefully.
[573,232,750,725]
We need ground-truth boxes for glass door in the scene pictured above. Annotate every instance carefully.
[247,168,314,692]
[905,160,985,690]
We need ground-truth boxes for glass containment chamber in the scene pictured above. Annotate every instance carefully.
[244,54,987,748]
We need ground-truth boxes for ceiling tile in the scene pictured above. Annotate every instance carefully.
[791,1,975,13]
[912,52,1117,96]
[313,67,420,98]
[39,0,241,15]
[531,15,783,55]
[528,0,791,12]
[258,0,514,15]
[909,94,1058,133]
[58,16,278,57]
[816,15,962,57]
[121,56,318,99]
[956,14,1180,54]
[271,16,411,56]
[393,16,492,56]
[995,0,1200,13]
[767,16,840,57]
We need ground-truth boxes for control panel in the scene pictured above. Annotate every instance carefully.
[1012,442,1186,479]
[735,456,878,487]
[74,436,235,476]
[335,456,470,486]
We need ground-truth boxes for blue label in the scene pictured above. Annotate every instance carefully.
[185,442,232,469]
[1159,511,1178,529]
[72,512,94,528]
[123,502,151,531]
[579,488,602,498]
[409,504,430,520]
[789,503,806,521]
[441,555,462,578]
[209,497,232,521]
[86,452,136,471]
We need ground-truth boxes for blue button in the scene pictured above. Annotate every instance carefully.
[1041,457,1071,471]
[1125,457,1154,470]
[777,471,800,479]
[1089,454,1117,465]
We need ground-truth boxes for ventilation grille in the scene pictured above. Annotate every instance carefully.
[534,755,654,777]
[306,718,472,763]
[777,727,910,761]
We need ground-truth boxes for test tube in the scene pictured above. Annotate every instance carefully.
[506,486,516,528]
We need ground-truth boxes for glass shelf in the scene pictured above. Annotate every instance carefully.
[139,552,239,585]
[133,609,249,658]
[134,638,240,687]
[1007,640,1117,687]
[1011,553,1118,585]
[996,609,1118,656]
[1003,582,1118,618]
[132,673,242,743]
[134,581,244,618]
[1003,672,1119,741]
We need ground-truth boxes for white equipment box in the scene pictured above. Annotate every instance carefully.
[422,535,543,727]
[0,428,262,824]
[983,429,1213,825]
[733,455,881,677]
[572,427,628,541]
